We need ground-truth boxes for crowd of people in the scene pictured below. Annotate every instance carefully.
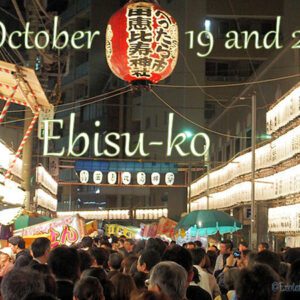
[0,235,299,300]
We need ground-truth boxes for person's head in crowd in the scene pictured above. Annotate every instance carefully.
[122,254,138,274]
[219,240,233,255]
[134,239,146,255]
[162,245,193,283]
[0,247,13,276]
[73,276,104,300]
[31,263,57,296]
[31,237,51,264]
[131,290,171,300]
[1,268,45,300]
[101,241,112,250]
[288,259,300,284]
[132,270,149,289]
[81,267,116,300]
[48,245,80,282]
[191,247,206,267]
[236,263,280,300]
[78,249,94,272]
[206,250,217,270]
[8,235,26,254]
[253,250,281,274]
[191,266,200,284]
[119,238,125,248]
[283,247,300,264]
[258,242,269,252]
[80,236,93,249]
[148,261,187,300]
[239,249,252,268]
[137,249,161,274]
[208,245,218,253]
[238,241,248,252]
[146,238,167,257]
[108,252,123,271]
[23,292,58,300]
[186,242,196,250]
[111,273,137,300]
[224,267,240,291]
[194,240,202,248]
[170,241,176,247]
[124,239,135,254]
[279,261,290,283]
[89,247,109,269]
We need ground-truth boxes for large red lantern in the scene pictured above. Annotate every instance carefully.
[106,0,178,84]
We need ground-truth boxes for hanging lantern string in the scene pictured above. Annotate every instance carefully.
[0,84,19,123]
[5,107,41,180]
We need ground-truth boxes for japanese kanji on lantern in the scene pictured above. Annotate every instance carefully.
[106,0,179,84]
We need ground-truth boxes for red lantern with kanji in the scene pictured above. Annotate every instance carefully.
[106,0,178,84]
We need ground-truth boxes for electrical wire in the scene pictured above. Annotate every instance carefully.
[0,6,19,21]
[0,87,132,125]
[150,88,249,139]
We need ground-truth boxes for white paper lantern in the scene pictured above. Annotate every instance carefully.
[122,172,131,185]
[137,172,146,185]
[108,172,117,184]
[93,171,103,184]
[79,170,89,183]
[165,172,175,185]
[151,172,160,185]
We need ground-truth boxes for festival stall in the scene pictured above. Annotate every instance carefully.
[105,224,140,239]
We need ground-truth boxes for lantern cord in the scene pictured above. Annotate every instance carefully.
[0,86,132,125]
[150,88,250,140]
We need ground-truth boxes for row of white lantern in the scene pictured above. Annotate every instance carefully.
[34,188,58,212]
[58,210,130,220]
[191,125,300,198]
[36,165,58,195]
[0,141,23,179]
[266,84,300,135]
[79,170,175,186]
[191,164,300,210]
[0,175,25,206]
[135,208,168,220]
[268,203,300,233]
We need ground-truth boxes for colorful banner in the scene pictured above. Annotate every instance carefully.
[14,215,85,247]
[156,217,177,239]
[105,224,139,239]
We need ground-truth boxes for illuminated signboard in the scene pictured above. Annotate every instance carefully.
[43,113,210,158]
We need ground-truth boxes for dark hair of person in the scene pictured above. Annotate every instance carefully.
[241,249,252,257]
[8,236,25,249]
[125,238,135,245]
[73,276,104,300]
[221,240,233,251]
[187,242,195,247]
[48,246,80,281]
[254,250,281,274]
[109,252,123,270]
[101,241,112,249]
[224,267,240,290]
[31,237,50,258]
[131,290,171,300]
[122,254,138,274]
[0,268,45,300]
[194,240,202,248]
[162,245,193,273]
[30,264,57,295]
[110,273,137,300]
[23,292,58,300]
[191,266,200,284]
[206,250,217,270]
[239,241,248,248]
[236,263,280,300]
[289,259,300,284]
[191,247,206,265]
[78,249,94,273]
[283,247,300,264]
[81,267,115,300]
[89,247,109,268]
[81,236,93,249]
[139,249,161,271]
[259,242,269,250]
[132,270,148,289]
[146,238,167,257]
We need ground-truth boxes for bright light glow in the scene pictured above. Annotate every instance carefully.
[266,84,300,134]
[57,210,130,220]
[0,207,23,226]
[36,165,58,195]
[136,208,168,220]
[191,125,300,198]
[0,180,25,206]
[204,19,211,32]
[191,164,300,210]
[95,188,100,194]
[35,188,58,212]
[184,130,193,138]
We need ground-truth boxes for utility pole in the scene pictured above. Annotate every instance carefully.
[250,92,257,250]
